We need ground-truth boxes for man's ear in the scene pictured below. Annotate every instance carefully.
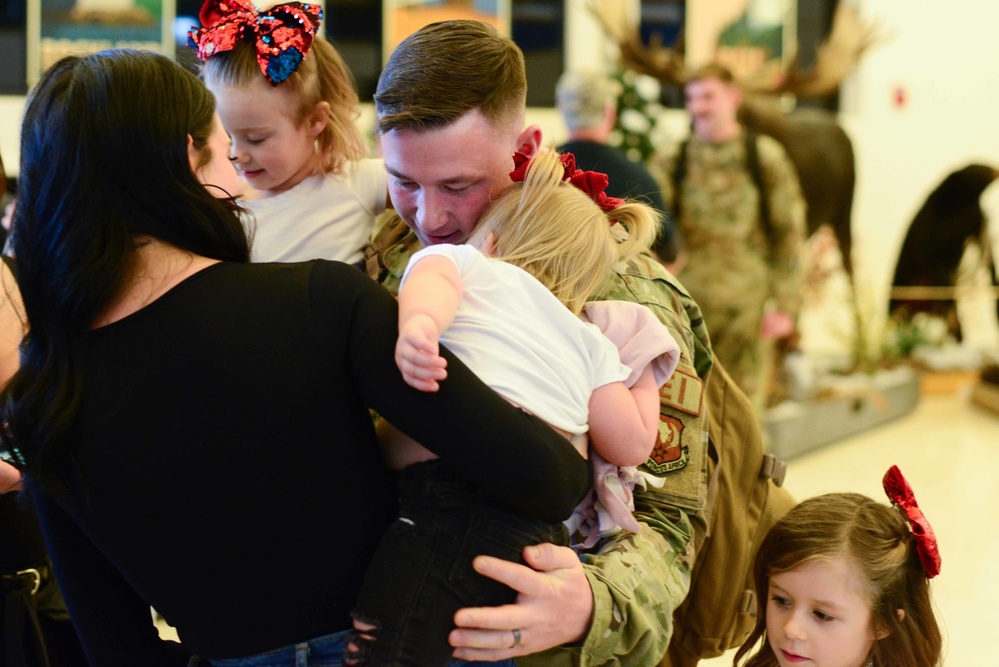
[602,100,617,133]
[307,101,331,137]
[729,84,743,110]
[515,124,542,157]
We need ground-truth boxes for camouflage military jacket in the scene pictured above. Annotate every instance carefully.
[652,131,806,319]
[366,214,713,666]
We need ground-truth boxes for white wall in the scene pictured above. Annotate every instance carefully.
[2,1,997,349]
[0,97,24,175]
[839,0,999,350]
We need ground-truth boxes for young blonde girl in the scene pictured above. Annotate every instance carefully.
[735,465,943,667]
[190,0,386,266]
[349,150,680,666]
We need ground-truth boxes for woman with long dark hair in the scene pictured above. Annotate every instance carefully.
[1,49,588,666]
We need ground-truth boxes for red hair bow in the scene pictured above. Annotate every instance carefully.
[509,151,625,213]
[882,465,941,578]
[188,0,323,84]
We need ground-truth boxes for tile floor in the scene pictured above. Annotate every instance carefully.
[701,384,999,666]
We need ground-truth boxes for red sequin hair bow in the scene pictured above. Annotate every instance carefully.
[882,465,941,578]
[509,151,625,213]
[188,0,323,84]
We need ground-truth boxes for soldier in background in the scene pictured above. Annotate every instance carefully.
[652,63,806,413]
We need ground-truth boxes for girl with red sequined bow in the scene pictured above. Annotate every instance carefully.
[190,0,387,268]
[349,150,679,666]
[735,465,943,667]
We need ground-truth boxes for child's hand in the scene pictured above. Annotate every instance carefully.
[396,313,448,391]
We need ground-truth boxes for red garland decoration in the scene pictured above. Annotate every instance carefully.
[882,465,942,578]
[509,151,625,214]
[188,0,323,85]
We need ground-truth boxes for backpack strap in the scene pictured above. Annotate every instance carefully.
[743,129,774,253]
[670,137,690,225]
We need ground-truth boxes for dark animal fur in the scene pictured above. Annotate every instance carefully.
[889,163,999,339]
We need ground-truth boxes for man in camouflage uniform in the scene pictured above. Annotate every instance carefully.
[365,21,748,666]
[370,210,710,666]
[652,63,806,413]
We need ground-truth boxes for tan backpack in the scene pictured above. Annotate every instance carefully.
[661,362,797,667]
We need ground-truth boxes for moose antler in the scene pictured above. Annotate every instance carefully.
[588,0,685,87]
[590,0,884,99]
[763,4,886,97]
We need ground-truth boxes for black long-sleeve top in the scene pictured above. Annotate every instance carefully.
[30,261,588,664]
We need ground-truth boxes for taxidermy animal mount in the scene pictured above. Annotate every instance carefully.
[889,164,999,340]
[590,0,883,278]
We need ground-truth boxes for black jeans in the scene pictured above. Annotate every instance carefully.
[1,489,87,667]
[350,461,568,667]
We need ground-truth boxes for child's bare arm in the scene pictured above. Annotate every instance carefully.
[586,364,660,467]
[396,255,463,391]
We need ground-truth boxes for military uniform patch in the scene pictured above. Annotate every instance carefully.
[660,368,703,416]
[646,414,689,475]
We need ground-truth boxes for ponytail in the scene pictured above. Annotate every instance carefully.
[309,37,367,174]
[610,200,661,266]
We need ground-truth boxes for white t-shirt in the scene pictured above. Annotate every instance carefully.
[402,244,630,434]
[243,158,387,265]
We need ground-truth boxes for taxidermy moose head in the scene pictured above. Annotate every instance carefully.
[590,0,883,278]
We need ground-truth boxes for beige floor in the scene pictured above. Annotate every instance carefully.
[701,385,999,666]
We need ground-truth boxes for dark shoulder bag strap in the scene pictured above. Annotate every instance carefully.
[671,136,691,223]
[744,129,774,251]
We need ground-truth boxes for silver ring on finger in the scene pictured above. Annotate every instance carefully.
[511,628,522,648]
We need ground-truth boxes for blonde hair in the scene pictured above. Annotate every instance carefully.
[472,150,661,315]
[200,37,366,175]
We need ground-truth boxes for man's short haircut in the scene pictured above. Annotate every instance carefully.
[375,20,527,134]
[687,62,736,86]
[555,70,621,133]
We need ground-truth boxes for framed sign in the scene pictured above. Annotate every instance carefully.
[382,0,510,65]
[27,0,174,87]
[715,0,796,85]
